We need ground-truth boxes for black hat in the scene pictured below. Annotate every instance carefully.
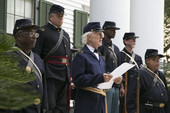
[123,32,139,40]
[83,22,104,34]
[13,19,39,37]
[49,4,65,15]
[145,49,164,59]
[103,21,120,30]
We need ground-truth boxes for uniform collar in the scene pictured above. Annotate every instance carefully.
[48,21,61,31]
[86,44,96,53]
[103,38,112,46]
[123,47,134,56]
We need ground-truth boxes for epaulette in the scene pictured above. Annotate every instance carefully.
[78,50,83,53]
[39,28,45,31]
[71,49,83,53]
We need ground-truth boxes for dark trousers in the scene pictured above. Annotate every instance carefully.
[47,78,69,113]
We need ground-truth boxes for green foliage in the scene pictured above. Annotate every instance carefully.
[164,0,170,54]
[0,34,39,110]
[0,34,15,52]
[160,62,170,90]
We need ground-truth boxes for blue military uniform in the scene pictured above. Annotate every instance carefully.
[0,50,48,113]
[127,49,169,113]
[72,45,106,113]
[127,68,169,113]
[120,47,143,84]
[119,32,143,113]
[98,38,121,113]
[33,5,71,112]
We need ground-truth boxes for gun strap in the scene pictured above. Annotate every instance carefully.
[44,29,64,61]
[140,67,165,101]
[17,50,42,84]
[107,44,117,67]
[121,51,139,69]
[142,67,165,88]
[141,68,158,97]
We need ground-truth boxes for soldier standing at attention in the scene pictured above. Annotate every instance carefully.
[33,4,71,113]
[127,49,170,113]
[98,21,124,113]
[119,32,143,113]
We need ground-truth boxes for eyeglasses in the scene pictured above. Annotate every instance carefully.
[21,32,39,38]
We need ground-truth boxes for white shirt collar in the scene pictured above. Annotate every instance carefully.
[86,44,99,60]
[48,21,61,29]
[86,44,95,53]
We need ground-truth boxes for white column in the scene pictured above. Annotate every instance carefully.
[131,0,164,61]
[90,0,130,50]
[90,0,164,61]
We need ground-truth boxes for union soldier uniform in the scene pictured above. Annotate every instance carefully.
[33,4,71,113]
[120,47,143,84]
[14,50,48,113]
[98,21,121,113]
[127,49,169,113]
[119,32,143,113]
[0,19,48,113]
[72,22,106,113]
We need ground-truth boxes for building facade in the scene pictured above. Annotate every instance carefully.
[0,0,90,49]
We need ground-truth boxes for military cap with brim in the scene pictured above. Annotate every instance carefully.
[145,49,164,59]
[103,21,120,30]
[13,19,39,37]
[49,4,65,15]
[83,22,104,34]
[123,32,139,40]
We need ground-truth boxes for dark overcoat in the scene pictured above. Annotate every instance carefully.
[120,48,143,84]
[127,69,169,113]
[72,45,106,113]
[33,23,71,81]
[0,51,48,113]
[98,38,121,87]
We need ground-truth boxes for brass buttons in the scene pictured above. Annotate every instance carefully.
[34,98,41,105]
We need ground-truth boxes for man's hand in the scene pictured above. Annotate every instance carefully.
[114,76,122,84]
[119,83,125,97]
[103,73,113,82]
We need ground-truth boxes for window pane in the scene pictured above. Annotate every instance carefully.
[7,14,14,34]
[7,0,14,14]
[15,0,24,16]
[25,0,34,18]
[15,16,24,21]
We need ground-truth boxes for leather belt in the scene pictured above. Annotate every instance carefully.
[142,102,165,108]
[46,56,69,65]
[81,87,106,96]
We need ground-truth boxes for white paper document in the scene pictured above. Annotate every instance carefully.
[97,62,135,89]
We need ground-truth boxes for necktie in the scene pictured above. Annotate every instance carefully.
[94,49,98,53]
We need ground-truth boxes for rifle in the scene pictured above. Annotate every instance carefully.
[124,72,128,113]
[136,72,140,113]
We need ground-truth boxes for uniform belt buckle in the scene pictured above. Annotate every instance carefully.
[61,58,67,63]
[159,103,165,108]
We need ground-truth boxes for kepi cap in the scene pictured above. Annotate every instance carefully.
[103,21,120,30]
[13,19,39,37]
[145,49,164,59]
[83,22,104,34]
[49,4,65,15]
[123,32,139,40]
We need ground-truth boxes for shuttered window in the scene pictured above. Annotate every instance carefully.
[6,0,35,34]
[39,0,52,26]
[74,10,88,49]
[0,0,7,34]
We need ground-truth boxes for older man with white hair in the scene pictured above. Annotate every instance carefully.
[71,22,122,113]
